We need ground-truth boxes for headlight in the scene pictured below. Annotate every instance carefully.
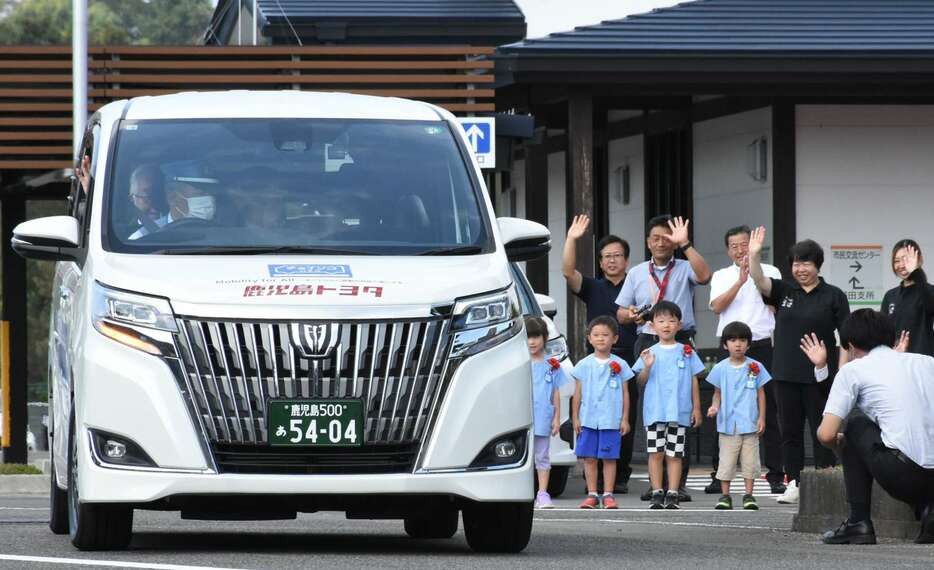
[544,335,569,362]
[91,281,177,356]
[450,286,521,358]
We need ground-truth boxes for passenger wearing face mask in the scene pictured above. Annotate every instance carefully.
[128,180,216,240]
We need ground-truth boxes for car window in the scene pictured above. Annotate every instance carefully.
[510,263,542,317]
[103,119,491,255]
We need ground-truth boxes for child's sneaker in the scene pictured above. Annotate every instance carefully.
[602,495,618,509]
[715,495,733,510]
[649,490,665,510]
[664,490,681,510]
[743,494,759,510]
[579,495,600,509]
[535,490,554,509]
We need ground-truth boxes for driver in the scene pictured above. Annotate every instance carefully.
[128,179,216,240]
[125,164,167,238]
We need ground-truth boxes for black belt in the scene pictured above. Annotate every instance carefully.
[887,447,914,466]
[750,338,772,348]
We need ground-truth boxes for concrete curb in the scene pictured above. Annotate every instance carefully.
[792,467,919,539]
[0,474,50,495]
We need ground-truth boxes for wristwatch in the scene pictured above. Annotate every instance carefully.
[680,241,693,252]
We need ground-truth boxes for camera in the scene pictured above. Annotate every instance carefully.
[634,303,653,320]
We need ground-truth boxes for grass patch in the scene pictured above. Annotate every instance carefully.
[0,463,42,475]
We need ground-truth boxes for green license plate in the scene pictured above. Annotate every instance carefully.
[267,399,363,446]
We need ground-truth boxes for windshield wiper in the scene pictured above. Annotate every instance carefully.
[417,245,483,256]
[151,246,377,256]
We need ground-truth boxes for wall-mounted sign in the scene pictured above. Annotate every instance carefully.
[830,245,883,306]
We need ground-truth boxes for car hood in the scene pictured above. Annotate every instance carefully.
[91,252,510,320]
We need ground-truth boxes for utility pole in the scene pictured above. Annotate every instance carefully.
[73,0,87,156]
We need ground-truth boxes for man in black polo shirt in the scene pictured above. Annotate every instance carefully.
[748,226,850,504]
[563,214,639,493]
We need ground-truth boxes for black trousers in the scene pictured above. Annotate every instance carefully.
[617,351,638,483]
[633,330,695,490]
[841,415,934,516]
[710,341,784,484]
[775,379,836,482]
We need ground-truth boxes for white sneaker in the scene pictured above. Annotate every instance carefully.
[776,480,799,504]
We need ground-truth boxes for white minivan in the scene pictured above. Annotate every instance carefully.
[12,91,550,552]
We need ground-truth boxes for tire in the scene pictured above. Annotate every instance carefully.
[404,508,459,539]
[67,413,133,550]
[463,501,533,553]
[547,466,569,498]
[49,455,69,535]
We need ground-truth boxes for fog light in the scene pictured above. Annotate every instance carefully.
[104,440,127,459]
[494,441,517,458]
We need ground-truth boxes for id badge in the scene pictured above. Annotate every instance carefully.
[746,378,756,389]
[677,359,685,369]
[609,379,619,389]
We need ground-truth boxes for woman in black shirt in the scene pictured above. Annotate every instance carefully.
[747,227,850,504]
[882,240,934,357]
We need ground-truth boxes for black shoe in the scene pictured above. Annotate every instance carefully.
[769,480,787,494]
[822,519,877,545]
[678,487,692,502]
[916,504,934,544]
[704,477,721,494]
[614,481,629,495]
[664,490,681,510]
[641,489,653,501]
[649,490,665,509]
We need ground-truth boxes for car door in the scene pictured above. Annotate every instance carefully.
[50,120,99,476]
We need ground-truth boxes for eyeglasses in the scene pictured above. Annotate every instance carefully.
[728,243,749,251]
[130,193,152,201]
[601,253,625,260]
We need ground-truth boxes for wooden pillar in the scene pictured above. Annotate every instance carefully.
[524,140,549,294]
[772,103,796,269]
[566,91,594,360]
[1,197,28,464]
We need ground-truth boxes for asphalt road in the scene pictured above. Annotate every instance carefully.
[0,471,930,570]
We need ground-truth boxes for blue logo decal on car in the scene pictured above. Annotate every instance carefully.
[268,264,353,278]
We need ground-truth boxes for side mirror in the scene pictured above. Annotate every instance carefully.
[11,216,81,262]
[535,293,557,319]
[497,217,550,262]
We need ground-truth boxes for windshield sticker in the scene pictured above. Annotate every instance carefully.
[243,284,383,298]
[268,264,352,278]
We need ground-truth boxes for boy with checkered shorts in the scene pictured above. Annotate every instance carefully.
[633,301,704,509]
[706,321,771,510]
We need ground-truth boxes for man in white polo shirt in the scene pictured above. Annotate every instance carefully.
[809,309,934,545]
[705,225,786,495]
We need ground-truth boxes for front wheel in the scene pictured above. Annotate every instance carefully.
[67,413,133,550]
[403,508,458,539]
[463,501,533,553]
[547,466,569,498]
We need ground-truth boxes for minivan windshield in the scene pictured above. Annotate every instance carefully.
[104,119,490,255]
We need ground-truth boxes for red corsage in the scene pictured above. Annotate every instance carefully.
[683,344,694,357]
[748,362,760,376]
[609,361,622,375]
[547,357,561,371]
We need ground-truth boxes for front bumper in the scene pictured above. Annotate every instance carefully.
[74,321,533,503]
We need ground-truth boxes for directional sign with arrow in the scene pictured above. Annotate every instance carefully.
[831,245,883,306]
[456,117,495,168]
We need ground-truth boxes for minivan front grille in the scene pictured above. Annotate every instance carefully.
[173,318,452,446]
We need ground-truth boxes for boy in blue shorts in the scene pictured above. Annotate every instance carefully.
[526,316,570,509]
[572,315,634,509]
[633,301,704,509]
[706,321,771,510]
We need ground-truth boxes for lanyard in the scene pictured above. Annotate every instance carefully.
[650,259,676,302]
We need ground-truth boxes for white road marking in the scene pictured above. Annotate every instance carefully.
[535,518,778,530]
[0,554,249,570]
[0,507,47,511]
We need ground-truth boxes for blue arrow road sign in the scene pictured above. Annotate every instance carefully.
[456,117,496,168]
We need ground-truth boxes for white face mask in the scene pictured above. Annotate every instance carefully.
[186,195,215,220]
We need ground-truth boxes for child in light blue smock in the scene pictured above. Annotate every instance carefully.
[571,315,634,510]
[526,317,569,509]
[633,301,705,510]
[706,320,772,511]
